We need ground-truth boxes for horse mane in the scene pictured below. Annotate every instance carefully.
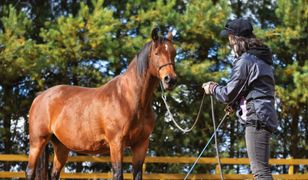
[136,41,152,76]
[136,37,170,76]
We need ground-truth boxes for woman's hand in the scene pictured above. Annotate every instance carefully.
[202,81,218,95]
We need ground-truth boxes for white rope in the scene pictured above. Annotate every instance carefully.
[160,82,227,179]
[211,95,224,180]
[160,83,205,133]
[184,112,228,179]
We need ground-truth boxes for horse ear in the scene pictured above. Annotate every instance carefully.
[151,28,160,42]
[167,32,172,42]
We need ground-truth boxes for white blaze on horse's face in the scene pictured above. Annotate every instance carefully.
[157,41,177,90]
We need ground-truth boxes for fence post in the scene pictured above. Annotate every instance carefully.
[143,163,146,175]
[61,168,65,180]
[215,164,221,175]
[288,156,294,175]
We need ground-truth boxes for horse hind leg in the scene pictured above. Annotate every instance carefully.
[26,136,50,180]
[50,136,69,180]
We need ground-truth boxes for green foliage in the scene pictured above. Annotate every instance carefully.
[265,0,308,65]
[176,60,227,83]
[0,6,41,85]
[38,0,120,87]
[276,62,308,113]
[177,0,230,60]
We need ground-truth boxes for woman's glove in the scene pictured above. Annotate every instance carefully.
[202,81,218,95]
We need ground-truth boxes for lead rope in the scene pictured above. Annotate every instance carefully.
[160,82,205,133]
[184,111,228,180]
[211,95,224,180]
[160,82,227,179]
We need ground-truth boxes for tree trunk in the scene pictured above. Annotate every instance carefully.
[72,0,78,16]
[236,0,242,18]
[2,85,13,171]
[290,109,299,173]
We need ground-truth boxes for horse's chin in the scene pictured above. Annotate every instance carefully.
[162,83,175,91]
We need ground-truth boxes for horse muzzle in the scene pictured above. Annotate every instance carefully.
[162,74,177,90]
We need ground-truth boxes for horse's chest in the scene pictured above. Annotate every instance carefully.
[127,125,146,145]
[127,116,155,145]
[130,123,145,135]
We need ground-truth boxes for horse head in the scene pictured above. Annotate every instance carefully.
[137,28,177,90]
[150,28,177,90]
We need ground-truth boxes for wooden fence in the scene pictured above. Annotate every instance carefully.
[0,154,307,179]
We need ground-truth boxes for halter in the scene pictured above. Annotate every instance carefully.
[149,42,175,75]
[158,62,174,72]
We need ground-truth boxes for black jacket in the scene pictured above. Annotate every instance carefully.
[213,47,278,131]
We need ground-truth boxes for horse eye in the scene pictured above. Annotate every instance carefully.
[155,52,159,56]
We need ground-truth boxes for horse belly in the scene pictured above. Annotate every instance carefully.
[85,134,110,153]
[54,129,110,153]
[53,115,110,153]
[75,139,110,154]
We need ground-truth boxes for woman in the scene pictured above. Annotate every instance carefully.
[203,19,278,180]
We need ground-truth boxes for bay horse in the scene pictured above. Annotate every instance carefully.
[26,28,177,180]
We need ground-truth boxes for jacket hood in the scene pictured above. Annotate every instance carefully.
[247,46,273,65]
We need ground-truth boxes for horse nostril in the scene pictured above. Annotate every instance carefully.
[164,75,171,83]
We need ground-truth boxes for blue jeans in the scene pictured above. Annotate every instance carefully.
[245,126,273,180]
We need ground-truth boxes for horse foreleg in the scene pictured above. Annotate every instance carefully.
[132,139,149,180]
[26,137,49,180]
[109,140,124,180]
[50,137,69,180]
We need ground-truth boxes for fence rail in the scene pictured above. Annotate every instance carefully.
[0,154,307,179]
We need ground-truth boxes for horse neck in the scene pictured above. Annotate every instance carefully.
[124,58,159,108]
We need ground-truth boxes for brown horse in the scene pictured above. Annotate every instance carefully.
[26,28,177,180]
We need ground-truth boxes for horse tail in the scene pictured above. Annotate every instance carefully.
[35,145,50,180]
